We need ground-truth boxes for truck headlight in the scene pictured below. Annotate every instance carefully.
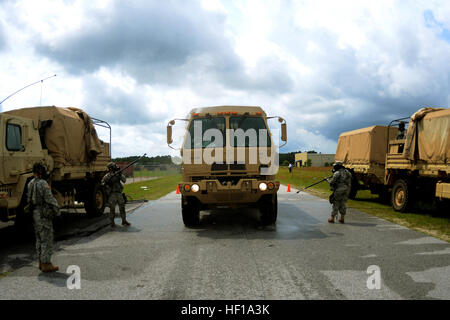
[259,182,267,191]
[191,184,200,192]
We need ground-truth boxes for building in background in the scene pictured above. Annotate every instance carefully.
[295,152,335,167]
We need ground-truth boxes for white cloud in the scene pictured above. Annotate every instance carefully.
[1,0,449,158]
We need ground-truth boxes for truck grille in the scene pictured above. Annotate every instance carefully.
[230,164,246,170]
[211,163,246,171]
[211,163,228,171]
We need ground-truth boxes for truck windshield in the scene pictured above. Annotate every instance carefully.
[230,116,271,147]
[185,117,225,149]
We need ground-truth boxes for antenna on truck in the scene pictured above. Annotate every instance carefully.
[0,74,57,106]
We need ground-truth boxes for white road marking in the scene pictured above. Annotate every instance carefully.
[406,266,450,300]
[415,248,450,255]
[396,237,447,245]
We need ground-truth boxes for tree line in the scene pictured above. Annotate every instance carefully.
[112,155,173,165]
[113,151,317,166]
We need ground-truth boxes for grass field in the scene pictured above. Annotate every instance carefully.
[277,166,450,242]
[123,174,182,201]
[133,168,180,178]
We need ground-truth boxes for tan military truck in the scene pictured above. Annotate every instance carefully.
[0,106,111,223]
[335,125,398,200]
[336,107,450,212]
[167,106,287,226]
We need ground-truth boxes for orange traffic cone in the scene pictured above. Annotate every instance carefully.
[287,184,291,192]
[176,185,180,194]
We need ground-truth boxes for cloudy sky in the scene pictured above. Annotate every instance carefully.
[0,0,449,157]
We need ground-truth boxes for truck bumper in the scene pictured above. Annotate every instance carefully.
[179,179,280,206]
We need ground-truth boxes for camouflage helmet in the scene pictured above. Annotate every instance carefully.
[33,162,46,174]
[107,162,116,169]
[398,121,405,129]
[332,161,344,172]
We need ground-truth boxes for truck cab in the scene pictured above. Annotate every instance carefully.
[167,106,287,226]
[0,113,50,220]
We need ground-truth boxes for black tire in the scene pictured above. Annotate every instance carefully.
[0,209,8,223]
[259,193,278,225]
[13,196,34,234]
[391,179,413,212]
[348,178,358,199]
[14,209,33,233]
[85,182,106,217]
[378,189,390,204]
[436,199,450,215]
[181,196,200,227]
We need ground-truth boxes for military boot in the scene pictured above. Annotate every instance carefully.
[338,216,345,224]
[121,219,131,226]
[41,263,59,273]
[328,216,335,223]
[110,220,116,228]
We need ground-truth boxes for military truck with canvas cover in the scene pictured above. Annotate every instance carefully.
[385,107,450,211]
[335,125,398,199]
[336,107,450,212]
[167,106,287,226]
[0,106,111,223]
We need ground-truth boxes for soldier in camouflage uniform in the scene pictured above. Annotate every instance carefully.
[27,163,60,272]
[327,162,352,223]
[396,121,406,140]
[102,162,130,227]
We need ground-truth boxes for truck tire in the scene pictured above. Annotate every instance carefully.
[13,197,34,235]
[182,196,200,227]
[378,189,390,204]
[436,199,449,214]
[391,179,413,212]
[85,183,106,217]
[349,179,358,199]
[348,170,358,199]
[260,194,278,225]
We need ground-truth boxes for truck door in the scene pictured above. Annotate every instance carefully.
[1,115,27,185]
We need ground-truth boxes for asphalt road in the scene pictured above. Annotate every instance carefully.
[0,186,449,300]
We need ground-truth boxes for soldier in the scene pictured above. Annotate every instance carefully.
[396,121,406,140]
[27,162,60,272]
[326,162,352,223]
[102,162,130,227]
[396,121,406,153]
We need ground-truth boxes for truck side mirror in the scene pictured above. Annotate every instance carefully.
[166,118,188,150]
[167,125,173,145]
[281,123,287,142]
